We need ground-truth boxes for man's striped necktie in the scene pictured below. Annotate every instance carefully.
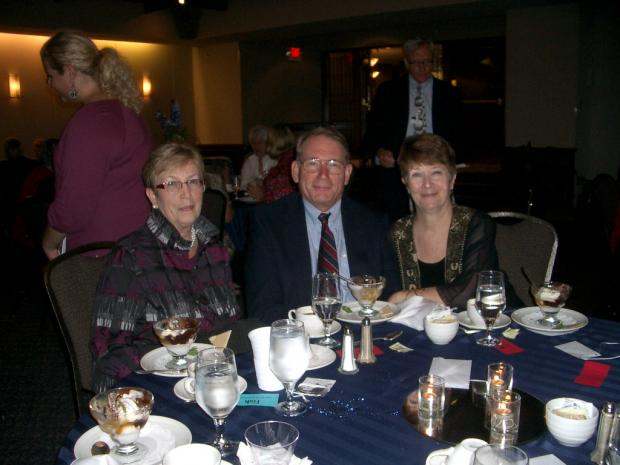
[317,213,339,274]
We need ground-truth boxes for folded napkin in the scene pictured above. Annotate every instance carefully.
[574,360,610,387]
[496,337,524,355]
[335,345,384,358]
[529,454,566,465]
[391,296,437,330]
[237,442,312,465]
[555,341,600,360]
[429,357,472,389]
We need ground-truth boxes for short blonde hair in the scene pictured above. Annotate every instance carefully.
[265,125,296,160]
[143,142,204,188]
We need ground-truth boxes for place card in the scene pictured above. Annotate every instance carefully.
[502,327,520,340]
[529,454,566,465]
[298,377,336,397]
[555,341,600,360]
[389,342,414,353]
[574,360,610,387]
[238,393,279,407]
[495,338,524,355]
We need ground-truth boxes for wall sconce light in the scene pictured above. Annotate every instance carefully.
[370,58,379,67]
[142,76,152,98]
[9,73,21,98]
[371,71,380,79]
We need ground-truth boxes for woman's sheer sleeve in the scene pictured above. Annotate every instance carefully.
[436,211,499,309]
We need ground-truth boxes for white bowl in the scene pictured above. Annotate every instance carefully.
[424,315,459,345]
[545,398,598,447]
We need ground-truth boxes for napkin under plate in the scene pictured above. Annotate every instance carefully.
[392,296,437,330]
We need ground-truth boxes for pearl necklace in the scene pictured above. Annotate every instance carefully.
[190,226,197,248]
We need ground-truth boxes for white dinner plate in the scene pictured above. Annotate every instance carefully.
[237,195,257,203]
[74,415,191,464]
[307,321,342,339]
[456,311,511,330]
[173,375,248,402]
[511,307,588,336]
[140,343,213,377]
[308,344,337,370]
[337,301,400,324]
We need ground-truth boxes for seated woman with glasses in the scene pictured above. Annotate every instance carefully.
[388,134,520,309]
[246,125,297,203]
[91,142,241,392]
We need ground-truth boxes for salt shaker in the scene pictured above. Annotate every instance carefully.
[338,326,359,374]
[590,401,615,464]
[357,317,376,364]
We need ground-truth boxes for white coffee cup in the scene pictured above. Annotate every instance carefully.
[248,327,284,391]
[183,362,197,395]
[466,298,486,327]
[426,438,487,465]
[288,306,323,334]
[163,443,221,465]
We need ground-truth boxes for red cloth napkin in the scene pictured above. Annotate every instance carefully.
[336,345,384,358]
[495,338,524,355]
[574,360,610,387]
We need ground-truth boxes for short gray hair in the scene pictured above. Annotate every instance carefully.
[143,142,204,188]
[296,126,350,162]
[403,38,435,58]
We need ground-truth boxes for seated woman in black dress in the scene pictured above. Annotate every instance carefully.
[91,142,241,392]
[388,134,519,309]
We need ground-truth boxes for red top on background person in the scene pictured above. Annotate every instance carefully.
[40,31,151,258]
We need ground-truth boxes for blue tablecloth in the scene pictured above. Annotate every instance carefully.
[56,317,619,465]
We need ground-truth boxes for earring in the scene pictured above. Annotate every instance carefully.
[68,86,78,100]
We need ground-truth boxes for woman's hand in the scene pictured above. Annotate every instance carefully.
[42,225,65,260]
[388,289,414,304]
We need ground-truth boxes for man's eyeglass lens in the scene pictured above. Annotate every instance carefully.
[301,159,344,174]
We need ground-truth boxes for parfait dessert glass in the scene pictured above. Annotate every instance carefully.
[348,275,385,317]
[89,387,154,464]
[531,281,572,328]
[153,317,200,371]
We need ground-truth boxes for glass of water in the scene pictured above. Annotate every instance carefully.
[269,319,310,416]
[195,347,240,457]
[312,272,342,348]
[475,270,506,347]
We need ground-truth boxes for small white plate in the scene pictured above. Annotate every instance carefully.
[308,344,337,370]
[140,343,212,377]
[456,311,511,330]
[173,375,248,402]
[511,307,588,336]
[307,321,342,339]
[74,415,191,464]
[337,301,399,324]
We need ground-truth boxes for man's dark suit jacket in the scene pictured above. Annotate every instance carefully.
[363,75,462,158]
[244,192,400,324]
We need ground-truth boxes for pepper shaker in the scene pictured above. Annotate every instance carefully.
[357,317,376,364]
[338,326,358,374]
[590,401,615,464]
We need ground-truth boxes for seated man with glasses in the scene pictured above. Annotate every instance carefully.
[245,126,399,324]
[361,38,463,222]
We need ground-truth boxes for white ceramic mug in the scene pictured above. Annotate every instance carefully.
[288,306,323,334]
[467,298,486,327]
[426,438,487,465]
[163,443,221,465]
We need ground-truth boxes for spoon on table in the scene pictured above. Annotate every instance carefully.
[354,330,402,346]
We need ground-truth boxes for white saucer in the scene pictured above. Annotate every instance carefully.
[307,344,337,370]
[337,301,400,324]
[511,307,588,336]
[173,375,248,402]
[307,321,342,339]
[74,415,191,464]
[456,311,511,330]
[140,343,212,377]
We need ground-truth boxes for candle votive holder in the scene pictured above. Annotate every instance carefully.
[417,374,445,419]
[487,362,514,396]
[488,390,521,445]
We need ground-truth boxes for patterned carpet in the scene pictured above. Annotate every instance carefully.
[0,272,76,465]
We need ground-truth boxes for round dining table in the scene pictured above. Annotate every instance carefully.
[55,314,619,465]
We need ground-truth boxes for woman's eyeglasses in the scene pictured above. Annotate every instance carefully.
[155,178,205,193]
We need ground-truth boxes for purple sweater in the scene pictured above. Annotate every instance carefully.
[48,99,151,250]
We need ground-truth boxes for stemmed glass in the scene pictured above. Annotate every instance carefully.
[232,175,241,199]
[312,272,342,348]
[269,319,310,417]
[474,270,506,347]
[195,347,240,457]
[348,275,385,317]
[153,317,200,371]
[530,281,572,328]
[89,387,154,464]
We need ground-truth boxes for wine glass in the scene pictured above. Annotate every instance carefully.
[89,387,154,464]
[269,319,310,417]
[232,175,241,199]
[348,275,385,317]
[474,270,506,347]
[474,445,529,465]
[312,272,342,348]
[153,317,200,371]
[530,281,572,328]
[195,347,240,457]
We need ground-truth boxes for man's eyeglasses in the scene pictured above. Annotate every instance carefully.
[299,158,346,175]
[409,59,433,67]
[155,178,205,193]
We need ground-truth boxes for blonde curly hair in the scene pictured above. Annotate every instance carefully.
[40,31,143,114]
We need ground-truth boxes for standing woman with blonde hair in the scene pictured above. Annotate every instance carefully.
[40,31,152,258]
